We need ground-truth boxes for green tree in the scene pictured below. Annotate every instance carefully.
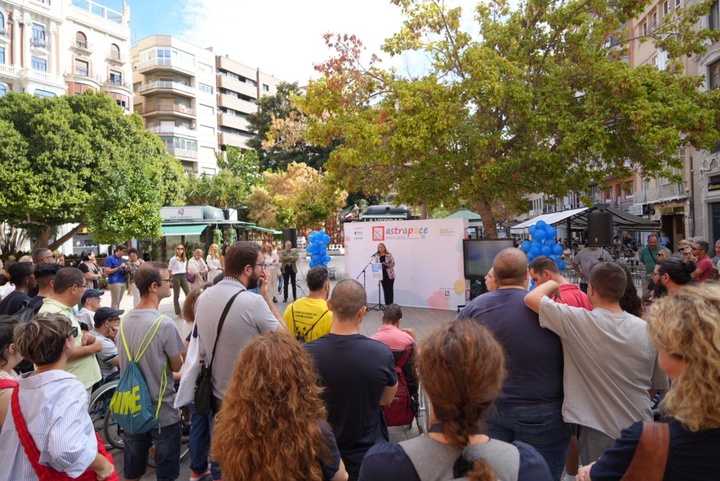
[185,147,262,209]
[295,0,720,237]
[245,162,348,229]
[246,82,336,171]
[0,91,186,248]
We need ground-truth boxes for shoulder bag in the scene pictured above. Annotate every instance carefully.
[620,420,670,481]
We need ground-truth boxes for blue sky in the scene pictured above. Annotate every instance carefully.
[114,0,475,84]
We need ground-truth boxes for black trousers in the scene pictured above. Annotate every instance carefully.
[283,265,297,301]
[381,277,394,305]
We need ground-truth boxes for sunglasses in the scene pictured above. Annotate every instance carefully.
[67,326,79,339]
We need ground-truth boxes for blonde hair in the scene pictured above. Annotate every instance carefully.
[208,244,220,260]
[647,283,720,431]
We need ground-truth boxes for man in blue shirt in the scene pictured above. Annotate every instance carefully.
[103,244,127,310]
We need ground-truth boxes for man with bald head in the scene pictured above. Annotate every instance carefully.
[304,279,398,481]
[456,248,568,481]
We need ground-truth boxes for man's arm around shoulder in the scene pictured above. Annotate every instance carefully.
[525,280,560,313]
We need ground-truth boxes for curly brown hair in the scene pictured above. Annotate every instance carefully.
[647,283,720,431]
[210,333,331,481]
[418,319,507,481]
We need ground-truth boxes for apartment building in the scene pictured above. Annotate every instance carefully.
[0,0,132,107]
[131,35,219,174]
[216,54,281,151]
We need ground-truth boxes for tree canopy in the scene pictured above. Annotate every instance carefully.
[0,91,185,248]
[246,82,336,171]
[245,162,348,229]
[294,0,720,237]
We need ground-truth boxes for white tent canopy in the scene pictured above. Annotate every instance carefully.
[510,207,588,234]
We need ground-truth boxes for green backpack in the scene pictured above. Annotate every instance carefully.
[109,314,167,435]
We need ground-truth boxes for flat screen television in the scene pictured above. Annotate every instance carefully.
[463,239,516,280]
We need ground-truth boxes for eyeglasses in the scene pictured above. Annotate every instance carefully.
[161,278,172,283]
[73,284,88,291]
[67,326,79,339]
[45,254,56,260]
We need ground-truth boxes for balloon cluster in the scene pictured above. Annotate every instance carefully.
[519,220,566,270]
[306,230,332,268]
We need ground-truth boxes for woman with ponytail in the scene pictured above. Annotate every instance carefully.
[359,319,552,481]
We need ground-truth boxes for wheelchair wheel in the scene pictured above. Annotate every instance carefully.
[103,406,125,450]
[87,380,119,450]
[416,383,430,434]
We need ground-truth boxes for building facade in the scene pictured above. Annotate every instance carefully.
[0,0,132,107]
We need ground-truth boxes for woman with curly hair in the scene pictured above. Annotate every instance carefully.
[211,332,347,481]
[579,283,720,480]
[359,319,552,481]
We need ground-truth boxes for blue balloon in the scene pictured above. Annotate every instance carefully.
[530,246,541,258]
[323,234,331,243]
[534,229,547,240]
[306,244,316,253]
[529,225,536,235]
[553,244,564,255]
[549,254,559,262]
[540,245,552,256]
[309,259,318,267]
[546,226,557,238]
[536,220,547,230]
[324,255,332,263]
[558,260,566,271]
[521,240,531,252]
[527,251,535,261]
[531,238,542,247]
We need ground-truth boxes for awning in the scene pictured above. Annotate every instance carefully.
[161,224,208,237]
[510,207,588,233]
[249,225,282,234]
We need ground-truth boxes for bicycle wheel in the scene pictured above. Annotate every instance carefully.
[103,407,125,450]
[416,383,431,434]
[88,380,119,449]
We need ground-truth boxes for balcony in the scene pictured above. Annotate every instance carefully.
[23,68,64,85]
[167,147,198,159]
[218,131,250,149]
[136,104,196,119]
[102,78,132,93]
[149,125,197,138]
[0,64,17,78]
[135,59,194,75]
[71,0,124,24]
[217,112,250,132]
[31,37,49,50]
[216,93,257,115]
[136,81,195,98]
[106,50,127,64]
[217,74,258,99]
[71,40,92,54]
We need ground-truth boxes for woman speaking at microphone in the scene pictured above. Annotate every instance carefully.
[373,243,396,305]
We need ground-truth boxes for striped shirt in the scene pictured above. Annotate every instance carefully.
[0,370,98,480]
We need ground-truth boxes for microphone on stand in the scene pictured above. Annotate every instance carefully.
[370,251,379,258]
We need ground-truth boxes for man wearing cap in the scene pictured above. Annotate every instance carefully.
[91,307,123,381]
[77,289,104,331]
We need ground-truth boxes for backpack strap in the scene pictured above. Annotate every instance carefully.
[396,344,412,369]
[291,306,328,341]
[620,421,670,481]
[399,435,520,481]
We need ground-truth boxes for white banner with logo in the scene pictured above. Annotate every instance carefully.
[344,218,467,310]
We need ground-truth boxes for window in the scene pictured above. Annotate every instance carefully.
[34,0,51,4]
[109,70,122,85]
[710,60,720,90]
[663,0,669,15]
[0,12,5,34]
[262,84,269,92]
[711,1,719,30]
[31,23,46,48]
[34,89,55,98]
[0,84,6,97]
[675,0,681,9]
[652,11,658,29]
[0,47,5,64]
[74,59,89,76]
[642,21,648,36]
[199,83,213,94]
[75,31,87,49]
[109,43,121,60]
[31,56,47,72]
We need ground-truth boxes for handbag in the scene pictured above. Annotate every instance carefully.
[0,379,119,481]
[194,289,243,415]
[619,420,670,481]
[186,271,196,284]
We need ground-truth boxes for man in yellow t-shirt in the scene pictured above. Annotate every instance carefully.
[283,266,332,342]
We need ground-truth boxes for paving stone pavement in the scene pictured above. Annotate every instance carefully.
[109,255,456,480]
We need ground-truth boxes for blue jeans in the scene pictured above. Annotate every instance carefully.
[188,403,222,479]
[123,421,182,481]
[484,400,570,481]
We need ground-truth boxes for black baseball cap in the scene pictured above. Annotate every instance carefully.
[94,307,124,324]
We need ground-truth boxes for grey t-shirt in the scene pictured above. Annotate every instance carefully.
[195,279,280,399]
[91,329,118,380]
[116,309,185,428]
[539,297,668,439]
[572,247,613,284]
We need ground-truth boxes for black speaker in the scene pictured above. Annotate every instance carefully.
[587,209,613,247]
[282,228,297,248]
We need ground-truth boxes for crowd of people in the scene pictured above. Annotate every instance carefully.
[0,236,718,481]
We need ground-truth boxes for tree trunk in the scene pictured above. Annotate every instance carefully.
[34,226,53,248]
[47,222,86,251]
[474,200,498,239]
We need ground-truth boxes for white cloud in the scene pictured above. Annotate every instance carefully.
[178,0,477,84]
